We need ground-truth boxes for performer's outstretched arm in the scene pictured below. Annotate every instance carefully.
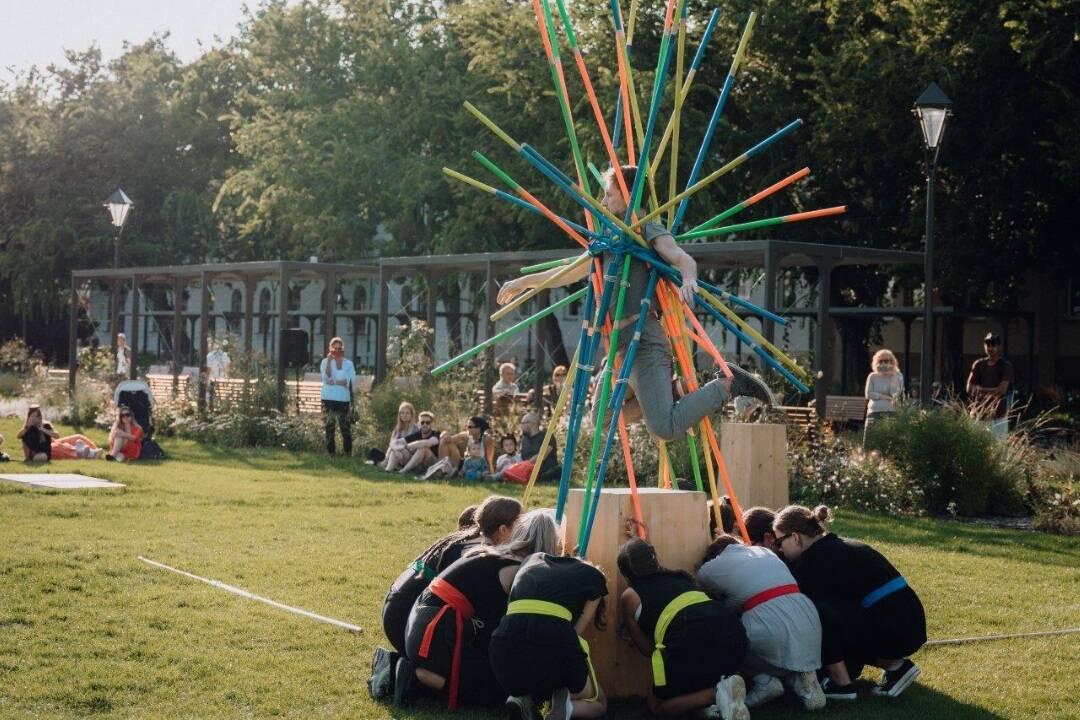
[496,260,591,305]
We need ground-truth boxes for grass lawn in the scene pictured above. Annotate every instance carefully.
[1,417,1078,719]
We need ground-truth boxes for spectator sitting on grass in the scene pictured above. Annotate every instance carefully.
[398,411,441,474]
[425,416,495,479]
[492,435,522,481]
[499,412,560,484]
[0,433,11,462]
[107,405,144,462]
[459,441,489,481]
[492,362,520,398]
[17,404,58,462]
[383,401,419,471]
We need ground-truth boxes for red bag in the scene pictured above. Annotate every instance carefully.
[501,459,535,485]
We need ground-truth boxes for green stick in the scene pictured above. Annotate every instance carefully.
[521,257,578,274]
[430,288,587,376]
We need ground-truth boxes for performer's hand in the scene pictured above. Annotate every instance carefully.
[497,276,530,304]
[678,278,698,306]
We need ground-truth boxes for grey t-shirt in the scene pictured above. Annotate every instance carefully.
[601,221,671,347]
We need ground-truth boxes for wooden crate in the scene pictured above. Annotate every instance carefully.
[718,422,789,511]
[562,487,710,699]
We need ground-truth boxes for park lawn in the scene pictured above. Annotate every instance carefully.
[0,418,1078,720]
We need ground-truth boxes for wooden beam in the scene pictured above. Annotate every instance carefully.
[129,277,141,380]
[375,264,389,385]
[68,275,78,397]
[198,272,211,414]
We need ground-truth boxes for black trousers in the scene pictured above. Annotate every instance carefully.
[322,399,352,455]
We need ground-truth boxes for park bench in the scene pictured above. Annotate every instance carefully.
[473,390,532,417]
[146,373,192,407]
[824,395,867,430]
[776,404,818,444]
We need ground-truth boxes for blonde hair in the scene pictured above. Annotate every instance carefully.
[494,509,559,558]
[395,401,417,434]
[418,410,435,422]
[871,349,898,371]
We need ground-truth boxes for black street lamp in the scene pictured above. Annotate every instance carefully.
[913,83,952,403]
[104,188,134,268]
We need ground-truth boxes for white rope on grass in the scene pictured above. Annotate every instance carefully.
[137,556,362,634]
[924,627,1080,648]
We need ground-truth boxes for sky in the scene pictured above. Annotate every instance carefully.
[0,0,265,82]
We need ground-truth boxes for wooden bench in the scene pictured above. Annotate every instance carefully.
[45,368,69,386]
[473,390,533,417]
[291,380,324,415]
[146,373,192,406]
[824,395,867,428]
[776,404,818,444]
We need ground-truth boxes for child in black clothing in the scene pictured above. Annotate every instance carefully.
[17,405,58,461]
[489,552,609,720]
[618,538,749,719]
[774,504,926,700]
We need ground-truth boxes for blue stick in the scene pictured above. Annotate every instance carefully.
[555,281,597,521]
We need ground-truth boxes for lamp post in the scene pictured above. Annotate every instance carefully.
[913,83,952,403]
[104,188,134,268]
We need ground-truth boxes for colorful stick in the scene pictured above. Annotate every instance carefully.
[684,167,811,235]
[678,206,848,241]
[492,253,590,322]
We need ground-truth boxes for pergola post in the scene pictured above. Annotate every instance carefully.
[110,280,121,349]
[814,261,835,414]
[425,271,437,359]
[243,275,255,358]
[198,272,211,414]
[324,269,338,355]
[902,316,913,392]
[171,279,184,377]
[484,261,496,416]
[375,263,389,385]
[763,244,778,345]
[68,275,78,397]
[129,277,141,380]
[276,266,291,410]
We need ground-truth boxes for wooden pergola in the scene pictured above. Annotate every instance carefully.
[69,240,925,413]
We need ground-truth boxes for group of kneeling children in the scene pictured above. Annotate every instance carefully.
[374,495,926,720]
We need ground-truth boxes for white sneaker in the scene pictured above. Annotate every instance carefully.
[713,675,749,720]
[785,671,826,710]
[422,457,452,480]
[745,675,784,708]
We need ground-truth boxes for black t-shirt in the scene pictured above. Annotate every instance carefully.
[969,357,1015,418]
[21,427,52,456]
[418,553,520,640]
[508,553,608,623]
[403,428,440,444]
[788,533,903,607]
[520,430,559,474]
[632,571,697,636]
[388,534,480,598]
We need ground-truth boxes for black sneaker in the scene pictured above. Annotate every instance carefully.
[820,677,857,701]
[873,659,920,697]
[367,646,398,700]
[392,656,417,706]
[506,694,538,720]
[723,363,774,405]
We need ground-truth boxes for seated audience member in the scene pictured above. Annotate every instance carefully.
[384,402,420,471]
[424,416,495,479]
[459,442,489,481]
[51,432,106,460]
[501,413,560,485]
[529,365,569,410]
[206,337,231,379]
[0,433,12,461]
[107,405,144,462]
[399,411,441,475]
[492,435,522,481]
[17,405,58,461]
[492,362,520,398]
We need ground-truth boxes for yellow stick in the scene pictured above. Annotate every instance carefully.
[658,440,672,489]
[699,418,724,531]
[522,348,580,508]
[491,253,590,322]
[697,287,811,381]
[632,154,749,228]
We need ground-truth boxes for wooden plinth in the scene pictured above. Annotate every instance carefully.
[562,487,709,699]
[719,422,788,511]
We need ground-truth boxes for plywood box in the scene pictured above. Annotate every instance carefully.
[718,422,788,511]
[562,487,709,699]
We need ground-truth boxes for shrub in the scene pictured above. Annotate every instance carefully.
[0,372,23,398]
[865,405,1026,516]
[174,412,324,452]
[0,338,40,374]
[1029,476,1080,534]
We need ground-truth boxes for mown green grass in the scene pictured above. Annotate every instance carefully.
[1,418,1078,719]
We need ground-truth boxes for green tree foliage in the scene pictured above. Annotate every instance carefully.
[0,0,1076,360]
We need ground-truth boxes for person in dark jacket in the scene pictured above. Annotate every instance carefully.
[773,504,926,701]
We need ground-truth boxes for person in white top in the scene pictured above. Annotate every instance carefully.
[115,333,130,377]
[206,339,231,379]
[864,349,904,444]
[320,336,356,456]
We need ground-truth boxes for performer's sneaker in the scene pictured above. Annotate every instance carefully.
[723,362,774,405]
[745,675,784,708]
[506,694,538,720]
[713,675,750,720]
[820,677,858,701]
[872,659,920,698]
[786,670,826,710]
[392,657,417,706]
[544,687,572,720]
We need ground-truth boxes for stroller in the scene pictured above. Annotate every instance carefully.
[113,380,164,459]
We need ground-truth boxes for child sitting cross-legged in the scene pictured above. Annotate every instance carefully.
[492,435,522,481]
[460,440,489,481]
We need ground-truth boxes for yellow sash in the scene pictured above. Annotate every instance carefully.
[651,591,711,686]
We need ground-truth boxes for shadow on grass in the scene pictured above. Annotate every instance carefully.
[835,511,1080,569]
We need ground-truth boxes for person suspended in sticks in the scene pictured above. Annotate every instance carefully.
[497,165,772,444]
[616,537,749,719]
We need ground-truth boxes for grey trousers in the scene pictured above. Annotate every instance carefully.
[595,316,729,442]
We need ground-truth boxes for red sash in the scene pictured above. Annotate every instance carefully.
[742,583,800,613]
[418,577,475,711]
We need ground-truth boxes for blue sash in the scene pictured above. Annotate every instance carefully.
[861,576,908,608]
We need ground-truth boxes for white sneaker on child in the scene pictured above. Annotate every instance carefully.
[713,675,749,720]
[785,670,827,710]
[745,675,784,708]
